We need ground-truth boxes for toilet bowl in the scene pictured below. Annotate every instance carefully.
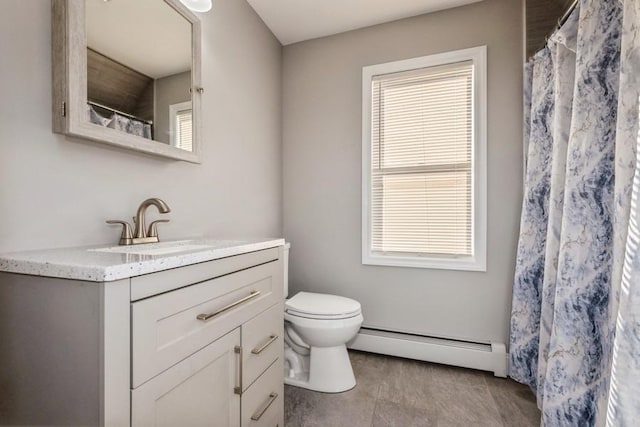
[282,244,364,393]
[284,292,363,392]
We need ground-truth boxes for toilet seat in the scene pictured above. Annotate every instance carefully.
[286,310,361,320]
[285,292,361,320]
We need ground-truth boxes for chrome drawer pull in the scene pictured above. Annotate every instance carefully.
[251,334,279,355]
[234,346,242,395]
[251,392,278,421]
[196,291,261,321]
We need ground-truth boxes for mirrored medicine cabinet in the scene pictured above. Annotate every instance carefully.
[52,0,202,163]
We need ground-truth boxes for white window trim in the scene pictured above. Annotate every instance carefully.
[361,46,487,272]
[169,101,193,148]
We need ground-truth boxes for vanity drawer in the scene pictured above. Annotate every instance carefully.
[131,260,282,387]
[241,359,284,427]
[242,303,284,390]
[131,247,279,301]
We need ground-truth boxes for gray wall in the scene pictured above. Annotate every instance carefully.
[154,71,191,144]
[0,0,282,253]
[282,0,523,345]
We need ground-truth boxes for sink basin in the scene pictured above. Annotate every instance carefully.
[90,240,241,256]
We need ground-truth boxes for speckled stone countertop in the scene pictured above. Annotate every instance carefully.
[0,238,285,282]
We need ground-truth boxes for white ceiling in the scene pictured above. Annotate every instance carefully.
[86,0,192,79]
[246,0,484,45]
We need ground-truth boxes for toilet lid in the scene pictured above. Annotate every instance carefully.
[285,292,361,319]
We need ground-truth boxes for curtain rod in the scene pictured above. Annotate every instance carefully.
[557,0,579,30]
[529,0,580,61]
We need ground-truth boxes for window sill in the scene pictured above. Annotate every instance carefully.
[362,252,486,272]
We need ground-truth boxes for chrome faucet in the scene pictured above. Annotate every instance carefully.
[107,198,171,245]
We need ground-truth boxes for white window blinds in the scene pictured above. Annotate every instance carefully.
[370,61,473,258]
[176,109,193,152]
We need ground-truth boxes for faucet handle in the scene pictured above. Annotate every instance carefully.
[106,220,133,244]
[148,219,170,239]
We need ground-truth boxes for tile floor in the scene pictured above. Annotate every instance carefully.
[284,351,541,427]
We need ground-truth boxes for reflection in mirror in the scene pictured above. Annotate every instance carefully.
[85,0,193,151]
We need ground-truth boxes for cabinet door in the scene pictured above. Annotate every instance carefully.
[132,329,241,427]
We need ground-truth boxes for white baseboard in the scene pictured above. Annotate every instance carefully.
[348,328,507,378]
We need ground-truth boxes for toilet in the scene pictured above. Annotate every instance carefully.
[282,243,364,393]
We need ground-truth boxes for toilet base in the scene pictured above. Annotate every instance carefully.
[284,345,356,393]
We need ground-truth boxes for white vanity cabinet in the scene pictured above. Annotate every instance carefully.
[0,242,285,427]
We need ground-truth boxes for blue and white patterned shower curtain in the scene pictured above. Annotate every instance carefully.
[509,0,640,425]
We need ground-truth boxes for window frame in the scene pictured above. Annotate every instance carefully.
[361,46,487,271]
[169,101,193,149]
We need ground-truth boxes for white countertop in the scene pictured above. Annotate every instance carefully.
[0,238,285,282]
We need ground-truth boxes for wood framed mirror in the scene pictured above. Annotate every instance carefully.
[52,0,202,163]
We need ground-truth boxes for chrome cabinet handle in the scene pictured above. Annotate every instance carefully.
[251,392,278,421]
[234,345,242,395]
[251,335,279,355]
[196,291,261,321]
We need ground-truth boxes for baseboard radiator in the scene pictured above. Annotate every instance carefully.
[348,328,507,377]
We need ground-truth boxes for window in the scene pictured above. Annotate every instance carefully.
[169,101,193,151]
[362,47,487,271]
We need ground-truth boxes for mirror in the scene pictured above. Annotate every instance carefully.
[86,0,193,150]
[52,0,202,163]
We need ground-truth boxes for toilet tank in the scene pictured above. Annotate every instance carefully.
[284,242,291,298]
